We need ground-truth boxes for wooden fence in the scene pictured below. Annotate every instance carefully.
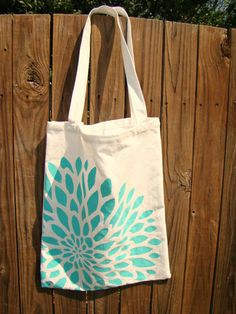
[0,13,235,314]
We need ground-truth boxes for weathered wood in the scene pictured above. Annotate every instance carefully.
[0,13,235,314]
[52,14,88,124]
[151,284,158,314]
[13,15,53,313]
[129,17,163,117]
[93,288,120,314]
[89,14,126,313]
[52,14,88,313]
[53,290,87,314]
[212,28,236,314]
[90,15,126,124]
[154,21,198,314]
[182,25,230,313]
[120,283,152,314]
[120,18,163,314]
[0,15,20,314]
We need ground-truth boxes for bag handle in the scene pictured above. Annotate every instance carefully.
[68,5,147,124]
[111,6,134,60]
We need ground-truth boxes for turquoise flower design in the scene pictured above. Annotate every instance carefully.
[41,157,162,291]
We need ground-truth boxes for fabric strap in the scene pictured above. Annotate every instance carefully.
[68,5,147,123]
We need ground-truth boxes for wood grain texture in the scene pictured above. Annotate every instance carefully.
[212,28,236,314]
[52,14,88,313]
[53,290,86,314]
[0,15,20,314]
[120,18,163,314]
[52,14,88,123]
[154,21,198,314]
[90,14,126,314]
[120,283,152,314]
[13,15,53,313]
[90,15,126,124]
[182,25,230,314]
[0,13,235,314]
[151,284,158,314]
[129,18,163,117]
[93,288,120,314]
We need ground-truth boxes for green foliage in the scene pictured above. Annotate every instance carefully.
[0,0,235,28]
[1,0,77,13]
[226,0,236,27]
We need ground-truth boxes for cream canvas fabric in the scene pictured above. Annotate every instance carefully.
[40,5,171,291]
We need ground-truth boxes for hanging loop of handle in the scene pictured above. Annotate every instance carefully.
[111,6,134,60]
[68,5,147,124]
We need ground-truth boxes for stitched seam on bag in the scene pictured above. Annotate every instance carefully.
[47,120,160,142]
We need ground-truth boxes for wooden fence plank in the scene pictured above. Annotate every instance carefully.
[182,25,230,313]
[153,21,198,314]
[130,18,163,117]
[13,14,53,313]
[120,18,163,314]
[52,14,88,124]
[90,15,126,124]
[212,28,236,314]
[52,14,88,313]
[0,15,20,314]
[93,289,120,314]
[90,14,126,314]
[0,13,234,314]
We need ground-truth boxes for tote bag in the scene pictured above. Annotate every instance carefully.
[40,5,171,291]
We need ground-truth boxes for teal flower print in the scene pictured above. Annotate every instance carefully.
[41,157,162,291]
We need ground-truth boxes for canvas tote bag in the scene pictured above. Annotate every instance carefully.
[40,5,171,291]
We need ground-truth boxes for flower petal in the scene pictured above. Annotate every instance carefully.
[88,167,96,190]
[72,216,80,236]
[101,178,112,197]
